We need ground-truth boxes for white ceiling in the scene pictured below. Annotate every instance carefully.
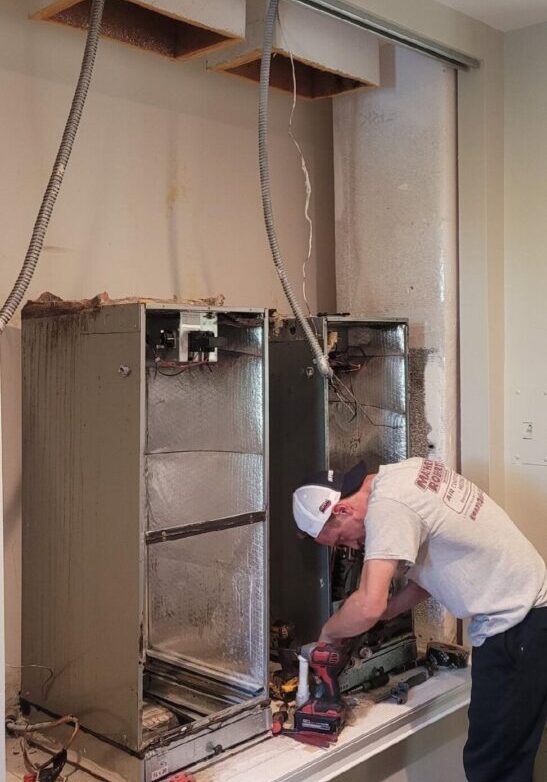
[437,0,547,31]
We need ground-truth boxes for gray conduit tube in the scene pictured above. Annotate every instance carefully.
[258,0,332,379]
[0,0,106,334]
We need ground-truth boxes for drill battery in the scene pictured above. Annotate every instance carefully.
[294,700,344,735]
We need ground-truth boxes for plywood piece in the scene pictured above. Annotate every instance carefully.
[221,51,370,101]
[208,0,379,100]
[31,0,245,61]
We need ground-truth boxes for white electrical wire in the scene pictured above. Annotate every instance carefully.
[259,0,331,377]
[280,21,314,317]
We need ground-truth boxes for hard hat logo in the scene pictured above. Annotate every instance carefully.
[319,499,332,513]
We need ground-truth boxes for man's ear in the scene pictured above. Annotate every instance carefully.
[332,500,351,516]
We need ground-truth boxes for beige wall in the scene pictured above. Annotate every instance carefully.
[504,21,547,559]
[0,1,335,315]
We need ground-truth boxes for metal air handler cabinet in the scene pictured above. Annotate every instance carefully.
[21,301,271,781]
[269,316,417,691]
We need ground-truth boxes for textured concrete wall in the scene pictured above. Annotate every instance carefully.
[347,0,505,507]
[333,45,458,644]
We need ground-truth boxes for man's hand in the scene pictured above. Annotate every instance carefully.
[319,559,399,642]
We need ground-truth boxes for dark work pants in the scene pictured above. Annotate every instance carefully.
[463,607,547,782]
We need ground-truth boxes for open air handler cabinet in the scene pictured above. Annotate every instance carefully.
[21,304,415,779]
[21,302,270,780]
[269,316,416,690]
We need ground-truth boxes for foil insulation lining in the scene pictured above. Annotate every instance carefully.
[146,323,264,529]
[146,452,263,531]
[145,319,266,690]
[328,324,407,473]
[146,357,263,455]
[148,523,266,692]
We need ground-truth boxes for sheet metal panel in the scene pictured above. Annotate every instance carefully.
[144,704,271,781]
[22,305,144,751]
[269,327,331,642]
[148,523,266,693]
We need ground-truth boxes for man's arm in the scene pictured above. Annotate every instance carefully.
[319,559,398,643]
[382,580,430,621]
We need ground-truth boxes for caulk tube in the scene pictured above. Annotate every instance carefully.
[296,654,310,707]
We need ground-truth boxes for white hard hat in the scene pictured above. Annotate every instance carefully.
[292,462,368,538]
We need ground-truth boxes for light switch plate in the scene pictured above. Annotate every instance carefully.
[513,389,547,466]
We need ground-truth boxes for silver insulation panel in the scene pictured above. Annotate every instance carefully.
[146,452,263,531]
[148,524,265,692]
[145,315,267,694]
[147,357,263,455]
[328,323,408,473]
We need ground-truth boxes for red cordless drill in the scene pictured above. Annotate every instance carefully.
[294,642,349,736]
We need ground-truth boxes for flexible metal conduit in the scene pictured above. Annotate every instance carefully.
[258,0,332,379]
[0,0,106,334]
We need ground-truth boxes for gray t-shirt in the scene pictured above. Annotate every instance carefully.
[364,458,547,646]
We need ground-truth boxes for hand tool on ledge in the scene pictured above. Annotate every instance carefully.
[361,666,390,692]
[371,670,429,705]
[293,641,351,737]
[271,708,289,736]
[425,641,470,669]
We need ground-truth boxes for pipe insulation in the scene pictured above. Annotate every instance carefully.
[0,0,106,334]
[258,0,332,379]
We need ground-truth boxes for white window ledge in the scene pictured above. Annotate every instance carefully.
[193,668,471,782]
